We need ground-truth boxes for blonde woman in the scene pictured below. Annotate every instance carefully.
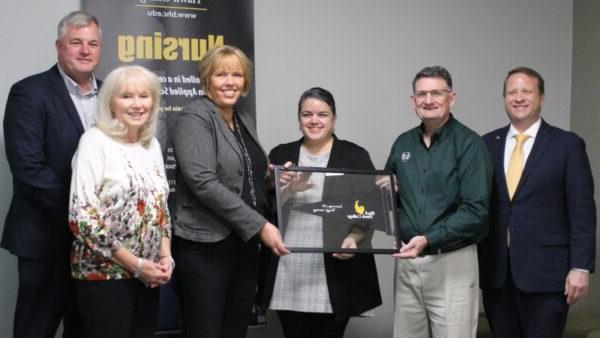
[69,65,173,337]
[169,45,287,338]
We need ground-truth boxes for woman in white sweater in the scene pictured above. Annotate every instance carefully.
[69,65,173,338]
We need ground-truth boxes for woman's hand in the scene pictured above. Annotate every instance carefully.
[259,222,289,257]
[151,256,175,288]
[269,161,313,201]
[157,256,175,272]
[333,236,358,260]
[138,258,171,288]
[269,161,297,188]
[151,239,174,288]
[284,171,314,194]
[270,161,314,193]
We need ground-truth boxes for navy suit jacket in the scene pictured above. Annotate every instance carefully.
[2,65,99,260]
[479,120,596,292]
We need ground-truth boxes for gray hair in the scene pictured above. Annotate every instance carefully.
[57,10,101,41]
[412,66,453,92]
[95,65,160,147]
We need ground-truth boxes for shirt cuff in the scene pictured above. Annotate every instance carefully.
[571,268,589,274]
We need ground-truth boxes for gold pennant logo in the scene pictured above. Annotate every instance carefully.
[354,200,366,215]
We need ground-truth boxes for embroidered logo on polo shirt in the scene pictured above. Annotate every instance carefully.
[401,151,411,162]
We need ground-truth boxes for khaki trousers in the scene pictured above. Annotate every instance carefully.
[393,244,479,338]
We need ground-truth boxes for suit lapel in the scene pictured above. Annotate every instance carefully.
[515,120,552,197]
[326,135,342,167]
[490,126,511,201]
[49,65,85,135]
[213,109,243,161]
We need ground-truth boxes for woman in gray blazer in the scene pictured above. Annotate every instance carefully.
[169,45,288,338]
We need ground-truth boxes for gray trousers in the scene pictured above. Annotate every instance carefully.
[393,244,479,338]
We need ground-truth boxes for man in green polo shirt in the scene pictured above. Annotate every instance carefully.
[386,66,492,338]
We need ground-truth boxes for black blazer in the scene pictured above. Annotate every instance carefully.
[260,136,382,319]
[479,120,596,292]
[2,65,100,260]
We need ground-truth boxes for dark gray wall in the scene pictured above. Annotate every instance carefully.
[571,0,600,317]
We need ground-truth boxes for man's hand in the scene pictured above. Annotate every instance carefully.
[393,236,428,258]
[564,270,590,305]
[375,174,399,192]
[259,222,289,257]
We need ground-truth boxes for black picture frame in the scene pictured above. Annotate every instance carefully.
[273,166,399,254]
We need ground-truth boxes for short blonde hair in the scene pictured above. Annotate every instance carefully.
[198,45,253,97]
[95,65,160,147]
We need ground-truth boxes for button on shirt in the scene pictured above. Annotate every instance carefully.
[385,115,492,251]
[58,66,98,130]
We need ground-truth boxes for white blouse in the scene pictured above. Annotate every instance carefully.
[69,127,171,280]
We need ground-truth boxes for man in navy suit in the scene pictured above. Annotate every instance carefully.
[2,11,101,338]
[479,67,596,338]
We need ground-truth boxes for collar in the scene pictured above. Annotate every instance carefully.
[57,65,98,98]
[507,118,541,140]
[418,113,455,144]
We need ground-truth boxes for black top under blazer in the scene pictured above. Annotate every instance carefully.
[260,136,382,319]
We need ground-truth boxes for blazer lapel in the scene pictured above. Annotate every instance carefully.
[49,65,85,135]
[491,126,511,201]
[237,110,268,159]
[326,135,342,167]
[201,97,243,160]
[515,120,552,196]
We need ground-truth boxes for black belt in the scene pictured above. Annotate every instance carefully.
[419,241,471,256]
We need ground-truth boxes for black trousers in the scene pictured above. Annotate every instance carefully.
[14,257,82,338]
[482,260,569,338]
[277,311,350,338]
[173,234,259,338]
[76,278,159,338]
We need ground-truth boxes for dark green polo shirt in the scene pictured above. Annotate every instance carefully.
[385,115,492,251]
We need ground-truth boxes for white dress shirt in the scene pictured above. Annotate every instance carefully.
[503,119,541,175]
[58,65,99,130]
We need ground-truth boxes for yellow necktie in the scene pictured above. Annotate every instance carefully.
[506,133,529,200]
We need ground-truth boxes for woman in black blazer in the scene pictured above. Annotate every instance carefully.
[262,87,382,338]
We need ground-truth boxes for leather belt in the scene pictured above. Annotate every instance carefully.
[419,241,471,256]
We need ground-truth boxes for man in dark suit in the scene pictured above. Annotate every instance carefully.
[479,66,596,338]
[2,10,101,338]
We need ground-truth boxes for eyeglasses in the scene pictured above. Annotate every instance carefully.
[414,89,452,101]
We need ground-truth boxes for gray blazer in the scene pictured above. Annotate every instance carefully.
[170,96,268,242]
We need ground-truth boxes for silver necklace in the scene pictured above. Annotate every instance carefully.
[231,113,257,208]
